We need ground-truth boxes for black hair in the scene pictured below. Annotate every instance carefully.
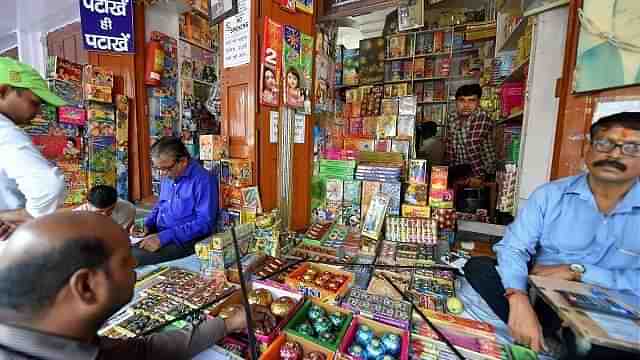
[67,137,78,146]
[0,236,110,314]
[286,68,300,87]
[151,136,191,161]
[417,121,438,138]
[455,84,482,99]
[88,185,118,209]
[590,112,640,139]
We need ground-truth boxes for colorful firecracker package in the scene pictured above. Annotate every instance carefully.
[408,160,428,184]
[401,204,430,218]
[432,208,456,231]
[428,166,449,208]
[381,182,402,216]
[404,183,429,206]
[86,102,115,138]
[47,56,83,83]
[48,80,83,107]
[386,217,437,245]
[58,106,86,126]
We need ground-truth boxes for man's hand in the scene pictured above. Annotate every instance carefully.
[138,234,162,252]
[507,291,545,352]
[531,264,578,281]
[130,224,150,238]
[223,305,271,333]
[0,220,16,241]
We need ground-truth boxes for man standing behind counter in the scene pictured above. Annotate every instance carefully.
[0,57,67,232]
[133,137,218,266]
[465,112,640,358]
[445,84,496,183]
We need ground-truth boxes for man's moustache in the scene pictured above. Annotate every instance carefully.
[593,159,627,171]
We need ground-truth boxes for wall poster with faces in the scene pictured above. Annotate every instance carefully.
[260,17,283,107]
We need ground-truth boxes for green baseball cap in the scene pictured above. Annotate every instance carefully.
[0,57,67,107]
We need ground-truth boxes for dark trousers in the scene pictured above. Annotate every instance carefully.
[464,257,638,360]
[132,240,197,267]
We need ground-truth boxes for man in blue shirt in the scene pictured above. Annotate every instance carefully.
[132,137,218,266]
[465,112,640,358]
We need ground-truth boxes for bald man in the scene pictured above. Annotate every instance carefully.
[0,212,250,360]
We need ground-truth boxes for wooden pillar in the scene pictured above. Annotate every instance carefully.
[87,3,150,202]
[551,0,640,179]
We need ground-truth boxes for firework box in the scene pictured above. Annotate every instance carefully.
[284,298,354,351]
[88,136,116,172]
[260,332,335,360]
[401,204,431,218]
[47,56,82,83]
[260,17,283,107]
[338,315,410,360]
[248,280,305,346]
[405,183,429,206]
[58,106,86,126]
[285,263,353,304]
[84,65,114,87]
[341,288,412,330]
[429,166,450,208]
[85,84,112,103]
[49,80,83,107]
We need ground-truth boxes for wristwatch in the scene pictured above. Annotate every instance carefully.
[570,263,586,281]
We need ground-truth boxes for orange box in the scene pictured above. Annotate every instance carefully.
[260,333,335,360]
[285,263,353,303]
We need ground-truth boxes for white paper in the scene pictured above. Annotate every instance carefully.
[294,113,306,144]
[269,111,279,144]
[223,0,250,68]
[586,311,640,344]
[129,236,144,246]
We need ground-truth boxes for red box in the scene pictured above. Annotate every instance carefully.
[338,316,410,360]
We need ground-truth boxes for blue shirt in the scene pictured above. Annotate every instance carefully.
[145,159,218,247]
[495,174,640,296]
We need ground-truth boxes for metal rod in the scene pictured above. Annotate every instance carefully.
[231,226,259,360]
[379,273,466,360]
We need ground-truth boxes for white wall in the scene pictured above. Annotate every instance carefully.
[518,6,569,202]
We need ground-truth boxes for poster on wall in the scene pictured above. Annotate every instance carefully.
[260,17,283,107]
[296,0,314,14]
[283,25,303,109]
[79,0,135,53]
[223,0,250,68]
[279,0,297,13]
[574,0,640,93]
[210,0,238,24]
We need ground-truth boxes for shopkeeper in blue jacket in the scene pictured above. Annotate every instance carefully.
[465,112,640,359]
[132,136,218,266]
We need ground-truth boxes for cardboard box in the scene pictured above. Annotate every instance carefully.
[401,204,431,218]
[338,315,410,360]
[285,263,353,303]
[250,281,305,346]
[284,298,353,351]
[260,332,335,360]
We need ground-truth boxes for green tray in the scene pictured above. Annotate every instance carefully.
[284,299,353,352]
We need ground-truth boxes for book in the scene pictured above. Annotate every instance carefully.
[212,135,229,160]
[85,84,112,103]
[433,32,444,53]
[399,96,418,116]
[414,58,426,79]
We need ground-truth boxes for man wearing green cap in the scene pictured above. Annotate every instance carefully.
[0,57,68,237]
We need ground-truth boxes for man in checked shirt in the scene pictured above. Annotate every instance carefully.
[445,84,497,187]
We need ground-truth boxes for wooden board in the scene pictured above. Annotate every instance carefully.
[529,275,640,353]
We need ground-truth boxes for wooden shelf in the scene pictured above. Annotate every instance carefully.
[384,79,412,84]
[179,37,214,53]
[414,76,448,81]
[419,100,448,104]
[384,56,413,61]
